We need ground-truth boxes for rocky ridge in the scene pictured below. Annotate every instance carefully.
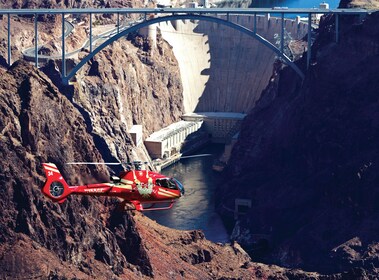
[0,60,255,279]
[0,1,252,279]
[2,1,379,279]
[57,30,184,165]
[220,4,379,278]
[0,61,135,279]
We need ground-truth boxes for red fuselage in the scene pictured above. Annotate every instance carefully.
[42,163,184,211]
[75,169,182,202]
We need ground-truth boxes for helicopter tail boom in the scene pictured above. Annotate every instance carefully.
[42,163,72,204]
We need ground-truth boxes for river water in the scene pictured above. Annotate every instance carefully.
[145,144,230,243]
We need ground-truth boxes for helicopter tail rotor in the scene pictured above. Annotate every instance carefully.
[41,163,72,204]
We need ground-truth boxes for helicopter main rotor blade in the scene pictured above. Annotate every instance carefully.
[180,154,212,159]
[67,155,212,165]
[66,162,122,165]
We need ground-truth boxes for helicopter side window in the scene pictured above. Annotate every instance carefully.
[156,179,168,188]
[168,179,178,190]
[156,178,178,190]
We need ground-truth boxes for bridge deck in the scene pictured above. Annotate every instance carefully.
[0,7,370,15]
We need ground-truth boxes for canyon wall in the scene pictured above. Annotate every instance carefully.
[2,0,379,278]
[0,61,256,280]
[220,9,379,276]
[0,53,276,280]
[0,1,257,278]
[67,33,184,165]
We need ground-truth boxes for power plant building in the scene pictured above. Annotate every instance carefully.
[144,120,203,159]
[144,112,246,163]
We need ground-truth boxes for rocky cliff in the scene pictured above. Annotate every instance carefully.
[339,0,379,9]
[0,60,254,280]
[0,0,184,164]
[2,0,379,279]
[0,0,150,63]
[0,61,141,279]
[61,30,184,165]
[220,6,379,277]
[0,1,255,278]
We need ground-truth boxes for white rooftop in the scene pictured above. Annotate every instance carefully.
[129,125,142,133]
[183,112,247,120]
[145,120,202,142]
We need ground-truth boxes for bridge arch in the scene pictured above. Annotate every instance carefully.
[64,14,305,83]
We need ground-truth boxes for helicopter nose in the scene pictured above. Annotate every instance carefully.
[172,178,185,195]
[177,181,185,196]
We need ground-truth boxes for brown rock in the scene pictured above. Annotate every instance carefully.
[220,9,379,277]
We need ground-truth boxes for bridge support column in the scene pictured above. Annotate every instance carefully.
[89,13,93,53]
[34,14,38,68]
[7,14,11,66]
[140,24,157,49]
[62,13,66,79]
[265,13,270,27]
[307,13,311,69]
[253,13,256,33]
[117,13,120,34]
[281,13,284,53]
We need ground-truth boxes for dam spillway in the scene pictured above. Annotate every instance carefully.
[158,14,308,113]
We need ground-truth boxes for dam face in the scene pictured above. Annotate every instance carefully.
[158,15,308,113]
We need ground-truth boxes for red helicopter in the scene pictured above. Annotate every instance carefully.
[41,161,185,211]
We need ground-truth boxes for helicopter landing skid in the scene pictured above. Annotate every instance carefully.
[119,200,175,211]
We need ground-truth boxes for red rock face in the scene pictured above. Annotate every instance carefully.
[75,32,184,138]
[0,61,146,278]
[60,31,184,165]
[220,10,379,276]
[0,62,255,279]
[0,6,250,279]
[0,8,184,278]
[1,1,378,279]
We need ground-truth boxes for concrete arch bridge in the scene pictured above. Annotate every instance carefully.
[64,13,306,83]
[0,7,371,109]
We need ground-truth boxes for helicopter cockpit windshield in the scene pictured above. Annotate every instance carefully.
[170,178,185,195]
[156,178,185,195]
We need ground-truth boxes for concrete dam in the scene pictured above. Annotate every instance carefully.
[157,14,308,113]
[140,14,308,164]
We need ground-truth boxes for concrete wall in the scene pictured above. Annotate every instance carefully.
[159,15,307,113]
[158,19,211,114]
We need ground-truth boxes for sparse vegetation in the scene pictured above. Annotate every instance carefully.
[216,0,253,8]
[349,0,379,9]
